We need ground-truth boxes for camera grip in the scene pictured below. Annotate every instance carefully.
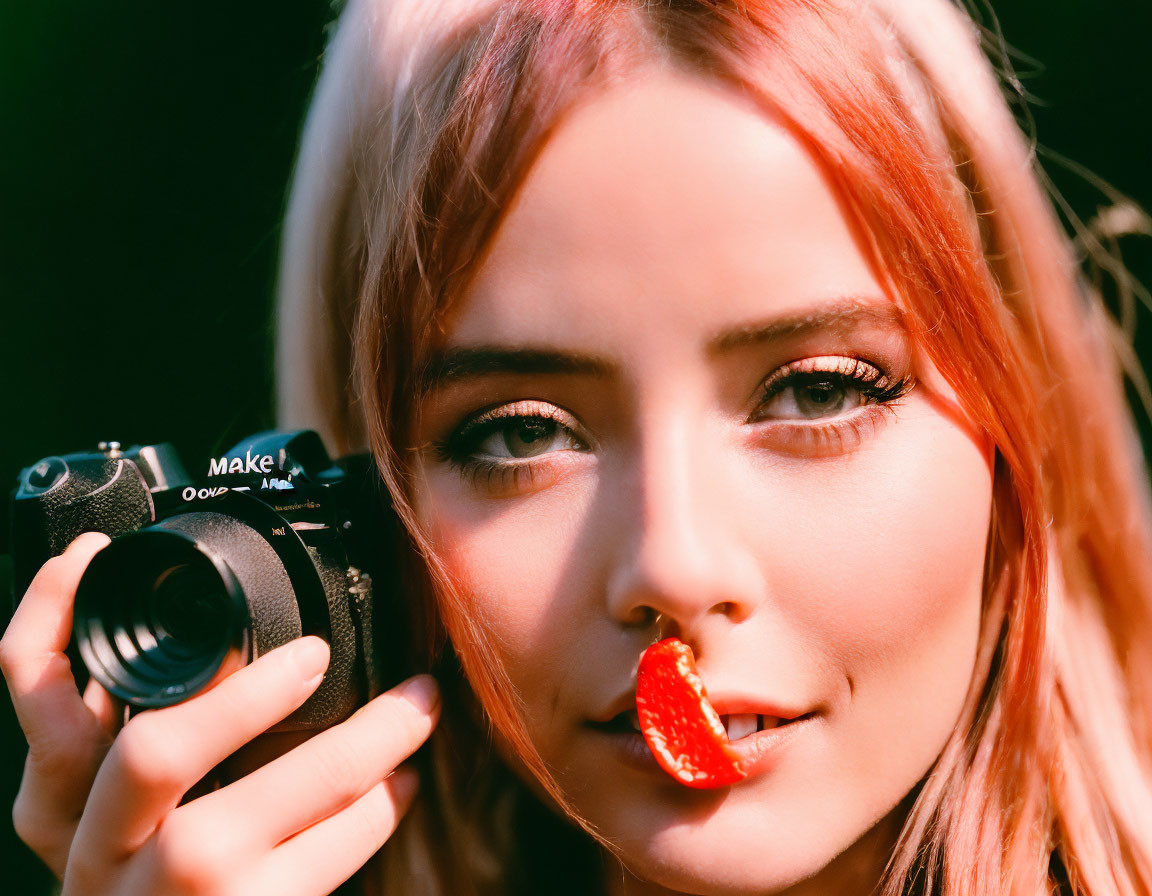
[11,457,154,602]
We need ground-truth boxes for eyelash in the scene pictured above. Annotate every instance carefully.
[431,401,587,493]
[432,358,916,491]
[751,356,915,456]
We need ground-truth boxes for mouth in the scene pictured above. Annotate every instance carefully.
[590,709,812,740]
[588,704,819,782]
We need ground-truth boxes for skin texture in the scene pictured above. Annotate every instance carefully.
[410,68,994,895]
[0,532,440,895]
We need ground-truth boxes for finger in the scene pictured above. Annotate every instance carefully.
[0,532,112,746]
[1,534,116,839]
[218,728,317,781]
[195,674,438,850]
[11,753,81,877]
[179,766,224,806]
[179,729,316,806]
[73,636,331,856]
[257,767,420,896]
[82,677,123,738]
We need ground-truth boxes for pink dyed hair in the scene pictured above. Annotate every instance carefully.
[276,1,1152,892]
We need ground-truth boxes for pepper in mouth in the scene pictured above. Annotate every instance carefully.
[635,637,749,789]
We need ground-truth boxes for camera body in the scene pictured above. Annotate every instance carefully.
[9,430,396,730]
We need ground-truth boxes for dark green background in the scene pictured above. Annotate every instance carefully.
[2,1,1149,891]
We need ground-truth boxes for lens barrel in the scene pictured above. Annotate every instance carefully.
[75,512,303,707]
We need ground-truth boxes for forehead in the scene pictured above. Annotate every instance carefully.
[441,66,892,356]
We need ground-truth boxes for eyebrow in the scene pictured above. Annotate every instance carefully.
[418,346,613,396]
[418,298,906,395]
[707,299,907,353]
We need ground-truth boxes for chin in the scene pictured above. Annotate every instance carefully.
[580,774,908,896]
[587,791,845,895]
[613,825,833,895]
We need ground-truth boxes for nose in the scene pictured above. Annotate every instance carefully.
[603,412,765,635]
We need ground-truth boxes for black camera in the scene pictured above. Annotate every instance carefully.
[8,430,398,730]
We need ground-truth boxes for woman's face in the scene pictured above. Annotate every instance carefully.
[410,69,994,895]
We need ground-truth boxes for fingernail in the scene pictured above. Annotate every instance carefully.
[290,637,330,682]
[395,675,439,714]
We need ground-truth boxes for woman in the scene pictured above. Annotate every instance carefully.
[5,0,1152,893]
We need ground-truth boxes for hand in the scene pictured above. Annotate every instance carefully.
[1,532,440,895]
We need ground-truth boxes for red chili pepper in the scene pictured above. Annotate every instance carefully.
[635,637,747,788]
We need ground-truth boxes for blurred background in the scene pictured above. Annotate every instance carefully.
[1,0,1149,891]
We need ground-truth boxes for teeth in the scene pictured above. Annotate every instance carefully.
[718,714,786,738]
[613,709,789,737]
[725,713,759,740]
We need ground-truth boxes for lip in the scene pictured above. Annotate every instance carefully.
[590,689,810,726]
[587,712,818,781]
[726,711,817,777]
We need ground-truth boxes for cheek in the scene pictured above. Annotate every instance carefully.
[769,399,992,727]
[414,468,593,678]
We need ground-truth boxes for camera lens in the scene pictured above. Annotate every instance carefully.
[74,511,304,708]
[75,529,247,707]
[150,563,229,648]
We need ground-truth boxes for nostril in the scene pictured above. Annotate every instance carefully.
[621,605,660,629]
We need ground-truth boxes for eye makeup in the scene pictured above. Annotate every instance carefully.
[429,399,592,493]
[747,354,916,456]
[427,353,917,494]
